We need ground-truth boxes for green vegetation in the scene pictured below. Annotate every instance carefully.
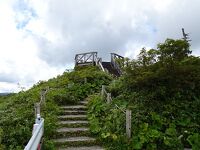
[0,66,111,149]
[0,38,199,150]
[87,39,200,150]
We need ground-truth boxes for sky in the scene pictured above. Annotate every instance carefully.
[0,0,200,93]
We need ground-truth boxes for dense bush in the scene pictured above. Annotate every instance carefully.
[88,39,200,150]
[87,95,128,150]
[120,39,200,149]
[88,89,200,149]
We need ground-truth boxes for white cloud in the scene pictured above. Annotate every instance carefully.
[0,82,19,93]
[0,0,66,92]
[0,0,200,92]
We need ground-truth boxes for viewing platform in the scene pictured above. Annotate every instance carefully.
[75,52,124,77]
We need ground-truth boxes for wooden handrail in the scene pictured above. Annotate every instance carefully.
[100,85,131,139]
[110,53,124,75]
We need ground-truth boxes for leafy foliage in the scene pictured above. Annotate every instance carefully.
[0,66,112,149]
[88,38,200,149]
[87,95,128,150]
[187,133,200,150]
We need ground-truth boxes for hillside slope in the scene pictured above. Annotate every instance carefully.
[0,38,200,150]
[0,66,112,149]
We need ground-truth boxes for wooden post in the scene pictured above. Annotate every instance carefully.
[40,91,44,101]
[35,103,41,123]
[68,83,71,88]
[40,90,46,106]
[113,80,116,88]
[101,85,105,100]
[92,53,94,65]
[107,93,111,104]
[84,78,87,83]
[36,103,41,114]
[126,109,131,139]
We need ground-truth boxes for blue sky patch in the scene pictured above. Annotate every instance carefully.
[14,0,37,30]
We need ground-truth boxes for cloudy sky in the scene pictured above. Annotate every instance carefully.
[0,0,200,93]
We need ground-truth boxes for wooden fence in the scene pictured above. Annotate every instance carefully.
[101,85,132,139]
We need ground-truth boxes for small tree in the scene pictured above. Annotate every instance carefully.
[157,39,191,63]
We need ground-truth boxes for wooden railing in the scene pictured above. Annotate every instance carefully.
[75,52,124,76]
[75,52,98,66]
[101,85,132,138]
[94,57,105,72]
[75,52,106,72]
[110,53,124,75]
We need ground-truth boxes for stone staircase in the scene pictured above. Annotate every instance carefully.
[54,101,104,150]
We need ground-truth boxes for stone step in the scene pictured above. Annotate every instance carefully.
[58,146,104,150]
[55,104,103,149]
[79,101,88,105]
[60,110,87,115]
[60,105,87,110]
[58,120,89,127]
[58,115,87,121]
[54,136,97,146]
[56,127,90,137]
[57,127,89,133]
